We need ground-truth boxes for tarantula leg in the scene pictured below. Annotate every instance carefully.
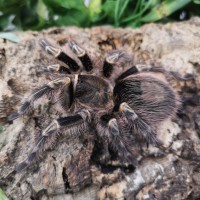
[103,60,113,77]
[41,64,71,74]
[168,71,194,81]
[39,39,80,71]
[119,102,161,146]
[15,110,90,172]
[99,114,137,165]
[8,77,71,121]
[116,66,138,82]
[103,50,132,77]
[15,120,60,172]
[137,65,194,81]
[68,40,93,72]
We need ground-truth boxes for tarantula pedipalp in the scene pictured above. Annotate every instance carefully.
[8,38,179,172]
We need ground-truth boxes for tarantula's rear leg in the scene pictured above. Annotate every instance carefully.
[40,39,80,72]
[8,77,71,121]
[97,114,138,165]
[119,102,161,146]
[15,110,91,172]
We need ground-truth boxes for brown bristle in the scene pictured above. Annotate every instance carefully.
[7,79,28,95]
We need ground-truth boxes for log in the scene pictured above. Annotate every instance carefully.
[0,17,200,200]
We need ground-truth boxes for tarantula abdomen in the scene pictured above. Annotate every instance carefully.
[114,72,180,124]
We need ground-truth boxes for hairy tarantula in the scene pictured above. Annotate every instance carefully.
[8,38,179,173]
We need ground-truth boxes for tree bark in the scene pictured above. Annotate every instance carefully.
[0,17,200,200]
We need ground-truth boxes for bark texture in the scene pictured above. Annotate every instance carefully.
[0,17,200,200]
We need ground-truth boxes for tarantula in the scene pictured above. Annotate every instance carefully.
[8,38,179,172]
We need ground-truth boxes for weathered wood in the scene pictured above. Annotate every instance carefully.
[0,17,200,200]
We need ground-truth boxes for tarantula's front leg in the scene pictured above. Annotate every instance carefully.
[103,50,132,78]
[115,64,193,83]
[15,110,91,172]
[40,39,80,72]
[8,77,71,121]
[68,40,93,72]
[119,102,161,146]
[116,66,138,82]
[136,64,194,81]
[40,64,71,75]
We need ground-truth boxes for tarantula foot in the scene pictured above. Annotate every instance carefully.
[15,150,38,172]
[119,102,137,120]
[119,102,162,146]
[170,71,195,81]
[108,118,120,136]
[40,64,71,74]
[68,40,85,57]
[107,118,138,165]
[7,100,32,121]
[39,39,61,57]
[103,50,132,77]
[15,161,29,172]
[42,120,59,135]
[68,39,93,72]
[7,112,20,122]
[47,77,71,88]
[40,39,80,71]
[106,50,130,65]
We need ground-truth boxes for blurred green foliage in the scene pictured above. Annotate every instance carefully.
[0,188,9,200]
[0,0,199,30]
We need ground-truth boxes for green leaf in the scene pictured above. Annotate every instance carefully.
[0,0,198,30]
[43,0,86,10]
[121,0,159,23]
[118,0,130,19]
[102,0,116,19]
[36,0,48,20]
[114,0,131,26]
[0,188,9,200]
[0,0,24,10]
[53,9,89,27]
[114,0,122,25]
[0,33,20,43]
[33,0,48,29]
[193,0,200,3]
[0,15,10,31]
[140,0,192,22]
[88,0,102,21]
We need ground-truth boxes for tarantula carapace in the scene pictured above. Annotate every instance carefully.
[8,38,179,172]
